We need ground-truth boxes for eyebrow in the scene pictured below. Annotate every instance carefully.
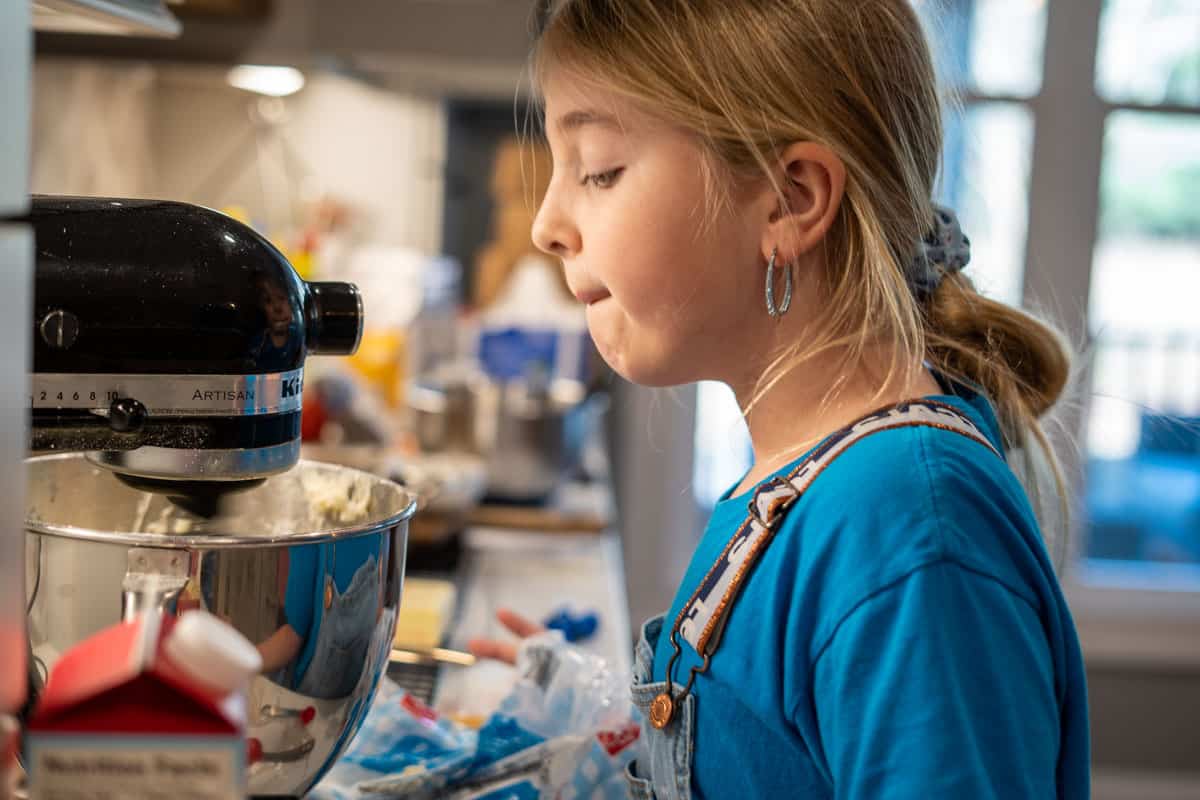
[556,109,624,134]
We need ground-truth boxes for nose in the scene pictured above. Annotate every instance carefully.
[531,182,580,259]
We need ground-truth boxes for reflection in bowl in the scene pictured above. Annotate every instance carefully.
[24,455,415,797]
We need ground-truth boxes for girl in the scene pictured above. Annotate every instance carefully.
[471,1,1090,797]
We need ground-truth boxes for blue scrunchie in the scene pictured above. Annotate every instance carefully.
[909,205,970,297]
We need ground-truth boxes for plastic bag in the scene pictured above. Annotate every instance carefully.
[311,679,478,800]
[312,632,643,799]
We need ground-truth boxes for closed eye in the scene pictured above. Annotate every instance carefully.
[581,167,625,189]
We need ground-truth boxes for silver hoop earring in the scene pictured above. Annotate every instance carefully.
[765,246,792,318]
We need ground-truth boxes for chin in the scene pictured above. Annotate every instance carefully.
[596,342,700,388]
[588,311,705,387]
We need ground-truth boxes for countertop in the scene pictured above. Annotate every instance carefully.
[417,523,632,721]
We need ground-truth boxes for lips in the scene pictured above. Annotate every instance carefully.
[575,288,612,306]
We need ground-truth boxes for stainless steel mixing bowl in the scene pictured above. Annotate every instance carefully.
[23,454,416,798]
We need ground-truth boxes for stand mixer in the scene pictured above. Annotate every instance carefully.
[27,195,362,513]
[21,196,416,797]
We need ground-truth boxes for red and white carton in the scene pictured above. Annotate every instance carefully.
[24,610,261,800]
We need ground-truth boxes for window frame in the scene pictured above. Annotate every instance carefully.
[1020,0,1200,665]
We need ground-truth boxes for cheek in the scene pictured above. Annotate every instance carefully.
[578,154,759,383]
[584,259,741,387]
[614,230,745,337]
[600,205,711,319]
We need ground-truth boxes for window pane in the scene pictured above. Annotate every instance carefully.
[1084,111,1200,581]
[939,102,1034,306]
[1096,0,1200,107]
[967,0,1049,96]
[917,0,1048,98]
[693,382,751,510]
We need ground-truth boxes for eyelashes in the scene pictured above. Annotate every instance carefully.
[581,167,625,189]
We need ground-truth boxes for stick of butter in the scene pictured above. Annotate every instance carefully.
[394,578,457,651]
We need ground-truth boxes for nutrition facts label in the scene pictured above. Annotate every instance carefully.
[26,736,243,800]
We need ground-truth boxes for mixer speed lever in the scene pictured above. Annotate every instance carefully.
[110,397,148,433]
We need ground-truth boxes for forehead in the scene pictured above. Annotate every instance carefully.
[536,67,716,179]
[540,70,653,140]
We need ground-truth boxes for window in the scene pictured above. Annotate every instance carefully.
[921,0,1045,306]
[1096,0,1200,107]
[693,382,752,509]
[921,0,1049,98]
[940,102,1035,306]
[1079,0,1200,588]
[922,0,1200,600]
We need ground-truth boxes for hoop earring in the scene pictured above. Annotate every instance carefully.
[765,246,792,318]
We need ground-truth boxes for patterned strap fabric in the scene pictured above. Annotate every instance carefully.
[676,400,1000,657]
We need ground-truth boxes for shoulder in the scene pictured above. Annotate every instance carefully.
[772,406,1044,647]
[793,405,1030,547]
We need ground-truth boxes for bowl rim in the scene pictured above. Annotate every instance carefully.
[24,454,418,548]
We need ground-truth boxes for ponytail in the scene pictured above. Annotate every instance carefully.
[925,273,1073,564]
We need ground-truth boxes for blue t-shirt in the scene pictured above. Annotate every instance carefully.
[284,536,382,683]
[653,387,1090,798]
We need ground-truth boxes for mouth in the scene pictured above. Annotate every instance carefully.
[575,288,612,306]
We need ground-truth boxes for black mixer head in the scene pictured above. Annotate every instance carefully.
[25,195,365,488]
[114,473,266,519]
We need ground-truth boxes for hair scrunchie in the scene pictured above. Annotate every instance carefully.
[910,205,970,297]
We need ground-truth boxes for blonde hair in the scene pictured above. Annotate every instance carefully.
[532,0,1072,543]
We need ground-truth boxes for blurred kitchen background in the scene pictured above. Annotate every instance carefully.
[19,0,1200,796]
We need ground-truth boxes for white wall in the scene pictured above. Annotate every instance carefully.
[31,59,157,198]
[151,67,446,254]
[31,59,447,255]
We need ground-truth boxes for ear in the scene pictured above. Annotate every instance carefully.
[761,142,846,263]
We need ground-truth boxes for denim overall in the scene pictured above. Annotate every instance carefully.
[622,400,998,799]
[626,614,693,800]
[296,544,379,700]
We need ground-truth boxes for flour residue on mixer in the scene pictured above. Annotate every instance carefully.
[300,468,374,526]
[143,504,198,534]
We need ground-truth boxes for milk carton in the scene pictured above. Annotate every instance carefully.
[25,611,260,800]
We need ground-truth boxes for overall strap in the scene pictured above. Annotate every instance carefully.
[676,399,1000,657]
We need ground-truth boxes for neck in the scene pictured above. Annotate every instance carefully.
[726,343,941,496]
